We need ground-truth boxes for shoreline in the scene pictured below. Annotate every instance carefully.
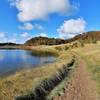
[0,45,59,78]
[0,45,73,100]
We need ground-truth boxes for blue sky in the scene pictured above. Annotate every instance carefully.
[0,0,100,43]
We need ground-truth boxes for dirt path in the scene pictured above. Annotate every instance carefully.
[54,53,97,100]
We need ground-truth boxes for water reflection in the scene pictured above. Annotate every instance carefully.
[0,50,56,76]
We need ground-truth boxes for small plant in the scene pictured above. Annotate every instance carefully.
[55,47,63,51]
[92,40,97,44]
[72,42,78,48]
[64,46,69,50]
[80,41,84,47]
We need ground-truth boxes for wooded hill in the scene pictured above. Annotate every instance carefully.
[25,31,100,46]
[25,37,66,46]
[0,43,20,46]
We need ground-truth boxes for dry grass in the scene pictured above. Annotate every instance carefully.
[0,45,72,100]
[0,41,100,99]
[16,58,75,100]
[72,41,100,94]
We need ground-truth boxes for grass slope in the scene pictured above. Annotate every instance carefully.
[72,41,100,94]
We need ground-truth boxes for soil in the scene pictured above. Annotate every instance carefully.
[54,54,98,100]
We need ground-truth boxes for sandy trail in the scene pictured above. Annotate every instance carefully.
[54,53,97,100]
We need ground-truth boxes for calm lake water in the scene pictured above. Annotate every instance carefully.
[0,50,56,76]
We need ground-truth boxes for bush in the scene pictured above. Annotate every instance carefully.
[55,47,63,51]
[64,46,69,50]
[80,41,84,47]
[92,40,97,44]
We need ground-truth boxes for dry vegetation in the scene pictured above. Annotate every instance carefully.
[0,39,100,100]
[72,41,100,94]
[0,45,73,100]
[16,58,75,100]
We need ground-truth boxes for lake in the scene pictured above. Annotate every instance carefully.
[0,49,56,76]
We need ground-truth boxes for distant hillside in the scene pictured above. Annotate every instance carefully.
[25,37,66,46]
[0,43,20,46]
[69,31,100,43]
[25,31,100,46]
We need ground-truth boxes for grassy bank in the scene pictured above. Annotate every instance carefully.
[0,45,73,100]
[0,45,59,56]
[16,58,76,100]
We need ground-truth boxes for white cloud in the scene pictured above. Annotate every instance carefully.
[9,0,77,22]
[0,32,33,43]
[19,22,33,30]
[8,38,17,43]
[0,32,5,38]
[19,23,44,31]
[0,32,18,43]
[33,24,44,31]
[21,32,32,40]
[37,33,48,37]
[0,38,7,43]
[0,32,7,43]
[59,33,75,39]
[57,18,86,38]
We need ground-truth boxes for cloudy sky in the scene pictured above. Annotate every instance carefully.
[0,0,100,43]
